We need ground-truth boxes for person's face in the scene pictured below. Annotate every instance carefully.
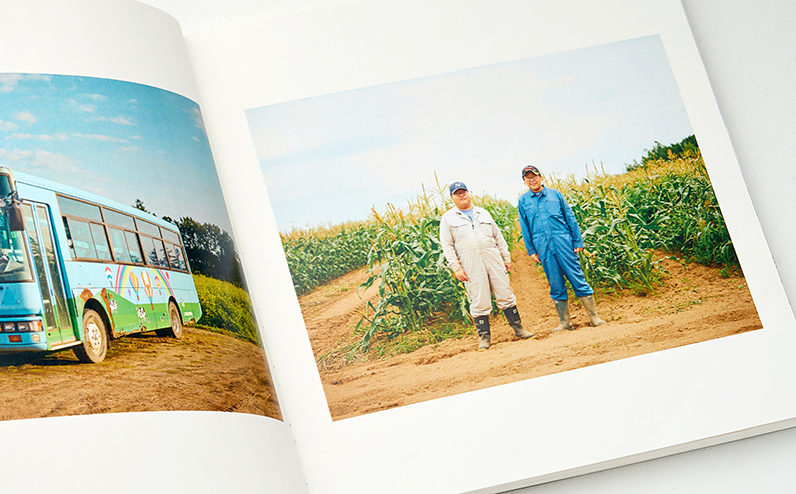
[451,188,472,210]
[524,173,543,192]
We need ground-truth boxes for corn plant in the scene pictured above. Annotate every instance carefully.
[356,184,516,349]
[281,223,376,295]
[554,150,739,294]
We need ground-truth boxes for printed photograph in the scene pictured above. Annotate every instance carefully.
[245,35,761,420]
[0,74,280,420]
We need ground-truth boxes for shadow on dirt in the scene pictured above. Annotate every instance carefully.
[0,352,81,367]
[0,332,174,367]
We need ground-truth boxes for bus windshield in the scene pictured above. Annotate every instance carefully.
[0,174,33,282]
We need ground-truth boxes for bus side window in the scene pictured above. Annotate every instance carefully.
[140,235,158,266]
[66,218,99,259]
[167,242,187,271]
[90,223,112,261]
[154,239,169,267]
[125,231,143,264]
[107,227,132,263]
[62,217,76,258]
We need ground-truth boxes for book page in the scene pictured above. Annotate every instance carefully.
[0,1,307,493]
[186,0,796,493]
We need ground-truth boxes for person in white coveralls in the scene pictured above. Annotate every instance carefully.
[439,181,534,350]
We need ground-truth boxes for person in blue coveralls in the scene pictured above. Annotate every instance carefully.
[517,165,606,331]
[440,181,534,350]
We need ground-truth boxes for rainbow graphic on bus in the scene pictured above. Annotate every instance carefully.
[109,265,175,302]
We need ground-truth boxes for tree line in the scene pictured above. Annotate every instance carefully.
[625,135,698,172]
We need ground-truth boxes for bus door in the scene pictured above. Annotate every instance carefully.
[21,203,76,347]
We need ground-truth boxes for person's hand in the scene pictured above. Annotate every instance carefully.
[454,269,469,282]
[574,247,583,253]
[530,253,541,264]
[504,262,511,273]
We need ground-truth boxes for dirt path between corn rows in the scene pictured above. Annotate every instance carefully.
[0,327,280,421]
[300,249,761,421]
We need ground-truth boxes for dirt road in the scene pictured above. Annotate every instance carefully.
[0,327,280,421]
[300,249,761,420]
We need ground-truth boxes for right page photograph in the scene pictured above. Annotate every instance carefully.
[186,0,796,492]
[245,34,760,421]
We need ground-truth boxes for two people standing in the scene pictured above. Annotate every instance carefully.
[440,166,605,350]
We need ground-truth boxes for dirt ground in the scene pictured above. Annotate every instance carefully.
[299,249,762,421]
[0,327,281,421]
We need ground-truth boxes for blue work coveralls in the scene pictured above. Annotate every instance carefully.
[518,186,594,301]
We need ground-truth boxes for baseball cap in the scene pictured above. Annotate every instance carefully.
[522,165,541,177]
[449,182,468,194]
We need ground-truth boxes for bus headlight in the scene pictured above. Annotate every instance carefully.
[1,320,43,332]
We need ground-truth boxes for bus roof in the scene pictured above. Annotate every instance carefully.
[10,169,181,233]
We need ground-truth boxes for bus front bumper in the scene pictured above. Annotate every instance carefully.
[0,317,47,353]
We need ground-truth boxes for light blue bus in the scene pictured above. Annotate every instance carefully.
[0,167,202,363]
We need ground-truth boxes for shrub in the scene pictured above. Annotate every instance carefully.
[193,274,260,344]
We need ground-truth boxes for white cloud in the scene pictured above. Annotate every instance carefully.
[0,147,81,174]
[14,111,37,124]
[70,133,128,143]
[0,74,23,93]
[82,93,108,101]
[117,146,139,152]
[189,108,206,133]
[0,120,19,131]
[68,99,97,112]
[109,116,134,125]
[86,115,135,125]
[0,74,50,93]
[8,133,68,141]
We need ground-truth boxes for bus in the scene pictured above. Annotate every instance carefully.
[0,166,202,363]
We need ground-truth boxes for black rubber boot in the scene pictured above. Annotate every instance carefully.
[474,315,490,350]
[503,306,534,339]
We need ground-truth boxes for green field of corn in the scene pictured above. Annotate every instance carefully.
[280,139,739,352]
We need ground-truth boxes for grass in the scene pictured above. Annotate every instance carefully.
[193,274,261,345]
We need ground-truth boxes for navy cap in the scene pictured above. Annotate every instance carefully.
[449,182,468,194]
[522,164,541,177]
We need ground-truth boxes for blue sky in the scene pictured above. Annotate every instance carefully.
[246,35,694,232]
[0,74,231,232]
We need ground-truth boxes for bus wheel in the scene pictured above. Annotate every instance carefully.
[165,301,183,339]
[74,309,108,363]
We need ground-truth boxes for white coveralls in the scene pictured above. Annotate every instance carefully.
[439,206,517,317]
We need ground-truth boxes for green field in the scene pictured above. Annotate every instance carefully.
[282,141,739,353]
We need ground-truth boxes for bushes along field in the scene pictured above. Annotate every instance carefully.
[193,274,261,345]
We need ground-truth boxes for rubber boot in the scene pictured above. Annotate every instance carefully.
[552,299,574,332]
[503,306,534,339]
[579,294,606,326]
[474,315,491,350]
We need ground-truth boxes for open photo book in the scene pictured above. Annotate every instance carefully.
[2,0,796,493]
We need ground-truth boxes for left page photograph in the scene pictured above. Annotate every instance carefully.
[0,2,308,494]
[0,73,279,419]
